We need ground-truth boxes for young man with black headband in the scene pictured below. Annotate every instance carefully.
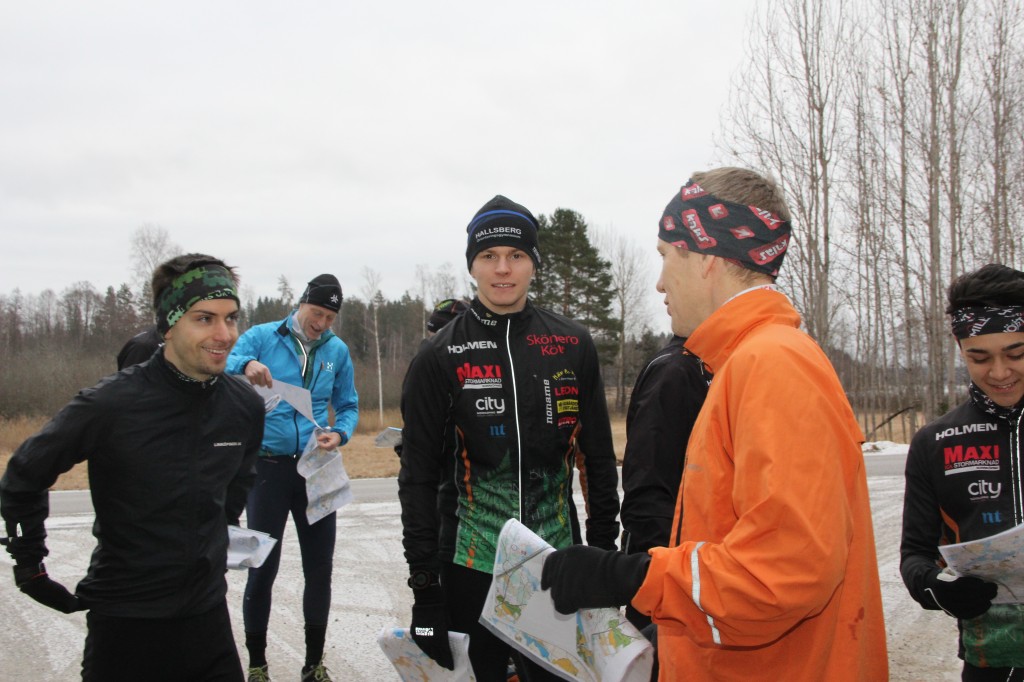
[398,195,620,680]
[901,263,1024,681]
[0,253,265,681]
[541,167,888,679]
[227,274,358,682]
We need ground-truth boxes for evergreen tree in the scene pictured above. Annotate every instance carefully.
[532,209,618,354]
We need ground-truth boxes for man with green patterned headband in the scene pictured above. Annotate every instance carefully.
[0,253,265,681]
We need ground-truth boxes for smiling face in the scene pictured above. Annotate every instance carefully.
[470,245,535,315]
[295,303,338,340]
[162,298,240,380]
[959,331,1024,408]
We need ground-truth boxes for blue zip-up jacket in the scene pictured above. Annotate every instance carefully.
[227,312,359,454]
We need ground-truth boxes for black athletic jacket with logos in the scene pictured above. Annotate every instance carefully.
[399,298,620,575]
[0,349,264,618]
[900,397,1024,663]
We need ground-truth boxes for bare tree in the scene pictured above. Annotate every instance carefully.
[594,226,652,411]
[361,267,384,428]
[129,224,181,311]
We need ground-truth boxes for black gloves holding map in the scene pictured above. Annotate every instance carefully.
[409,579,454,670]
[923,568,997,620]
[541,545,651,615]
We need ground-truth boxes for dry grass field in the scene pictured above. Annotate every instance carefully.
[0,407,909,492]
[0,411,630,491]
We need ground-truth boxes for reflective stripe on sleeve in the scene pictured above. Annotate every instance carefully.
[690,541,722,645]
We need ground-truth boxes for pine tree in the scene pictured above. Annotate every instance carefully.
[532,208,618,354]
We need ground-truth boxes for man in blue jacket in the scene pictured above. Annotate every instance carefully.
[226,274,359,682]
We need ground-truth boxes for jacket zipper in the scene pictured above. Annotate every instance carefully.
[505,317,523,521]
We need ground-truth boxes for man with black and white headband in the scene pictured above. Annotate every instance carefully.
[901,263,1024,681]
[1,253,265,681]
[541,167,888,679]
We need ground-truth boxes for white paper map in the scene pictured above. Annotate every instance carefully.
[226,525,277,569]
[296,428,354,525]
[480,519,653,681]
[939,522,1024,604]
[251,380,318,426]
[377,626,475,681]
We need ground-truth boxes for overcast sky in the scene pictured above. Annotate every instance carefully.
[1,1,757,331]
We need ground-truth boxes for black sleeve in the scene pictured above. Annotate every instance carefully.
[899,428,943,610]
[397,344,450,572]
[116,328,162,370]
[1,390,101,564]
[620,348,708,554]
[225,386,265,526]
[574,333,621,551]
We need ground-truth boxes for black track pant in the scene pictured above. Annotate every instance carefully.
[82,601,242,681]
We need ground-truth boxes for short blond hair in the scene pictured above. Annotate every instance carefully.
[690,167,791,222]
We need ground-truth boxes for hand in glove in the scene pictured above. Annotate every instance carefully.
[541,545,651,615]
[924,568,997,620]
[409,579,454,670]
[14,562,83,614]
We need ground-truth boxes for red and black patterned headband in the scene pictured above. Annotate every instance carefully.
[950,306,1024,340]
[658,180,792,277]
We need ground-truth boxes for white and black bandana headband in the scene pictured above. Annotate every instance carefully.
[659,179,792,277]
[949,305,1024,340]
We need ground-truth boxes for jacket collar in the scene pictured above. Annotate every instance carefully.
[468,297,534,330]
[152,347,220,394]
[684,288,800,374]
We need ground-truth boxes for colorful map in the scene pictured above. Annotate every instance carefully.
[377,627,475,681]
[480,519,654,681]
[940,522,1024,604]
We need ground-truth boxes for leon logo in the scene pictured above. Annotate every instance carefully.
[681,209,717,249]
[730,226,755,240]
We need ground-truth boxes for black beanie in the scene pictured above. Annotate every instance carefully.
[465,195,542,271]
[299,274,342,312]
[426,298,469,334]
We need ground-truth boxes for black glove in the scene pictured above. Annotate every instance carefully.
[541,545,651,615]
[409,579,453,670]
[924,569,997,620]
[14,562,83,614]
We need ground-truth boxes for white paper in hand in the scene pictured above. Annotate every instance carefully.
[296,428,354,524]
[480,519,654,681]
[377,626,475,681]
[227,525,278,569]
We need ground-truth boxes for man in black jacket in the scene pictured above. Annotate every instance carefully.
[1,253,265,682]
[398,195,620,681]
[900,263,1024,680]
[619,335,709,631]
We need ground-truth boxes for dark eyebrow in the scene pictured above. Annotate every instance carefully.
[964,341,1024,355]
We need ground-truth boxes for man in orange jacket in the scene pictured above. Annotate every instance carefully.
[542,166,888,680]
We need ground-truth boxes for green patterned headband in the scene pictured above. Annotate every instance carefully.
[155,265,239,333]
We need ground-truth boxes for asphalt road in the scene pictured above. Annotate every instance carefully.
[3,451,963,681]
